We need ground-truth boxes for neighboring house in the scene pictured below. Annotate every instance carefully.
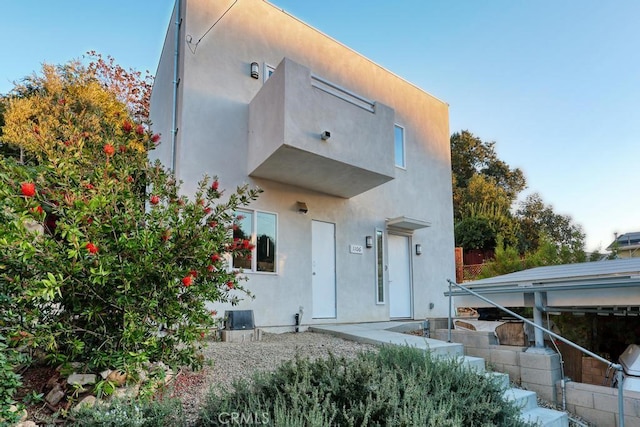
[607,231,640,258]
[150,0,454,329]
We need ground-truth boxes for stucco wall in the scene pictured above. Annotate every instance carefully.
[150,0,454,328]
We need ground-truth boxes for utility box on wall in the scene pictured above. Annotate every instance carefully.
[224,310,255,330]
[222,310,261,342]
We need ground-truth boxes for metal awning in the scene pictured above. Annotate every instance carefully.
[386,216,431,232]
[446,258,640,308]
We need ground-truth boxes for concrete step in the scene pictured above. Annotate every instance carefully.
[503,388,538,412]
[486,371,510,389]
[519,407,569,427]
[459,355,485,373]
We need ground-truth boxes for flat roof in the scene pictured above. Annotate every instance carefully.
[447,258,640,309]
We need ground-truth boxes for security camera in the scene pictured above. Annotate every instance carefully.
[320,130,331,140]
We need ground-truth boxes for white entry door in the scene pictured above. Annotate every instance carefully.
[312,221,336,318]
[388,234,412,318]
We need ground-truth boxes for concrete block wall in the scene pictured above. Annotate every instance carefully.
[555,381,640,426]
[434,329,559,403]
[582,356,609,386]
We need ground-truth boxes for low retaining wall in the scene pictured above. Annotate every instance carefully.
[556,380,640,426]
[433,328,561,403]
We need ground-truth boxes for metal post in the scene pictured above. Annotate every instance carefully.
[617,368,625,427]
[448,279,452,342]
[533,292,545,348]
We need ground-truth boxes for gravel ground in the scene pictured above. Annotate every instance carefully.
[172,331,594,427]
[173,331,377,425]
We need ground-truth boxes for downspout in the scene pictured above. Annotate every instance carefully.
[170,0,181,172]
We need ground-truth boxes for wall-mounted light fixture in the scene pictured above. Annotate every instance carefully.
[250,62,259,79]
[365,236,373,248]
[415,244,422,256]
[320,130,331,140]
[297,201,308,215]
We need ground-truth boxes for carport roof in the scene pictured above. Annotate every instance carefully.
[449,258,640,295]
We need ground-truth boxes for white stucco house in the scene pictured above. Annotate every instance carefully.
[150,0,455,330]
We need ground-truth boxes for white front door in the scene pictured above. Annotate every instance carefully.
[388,234,412,318]
[312,220,336,318]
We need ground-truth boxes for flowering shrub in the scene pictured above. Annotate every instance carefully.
[0,61,261,373]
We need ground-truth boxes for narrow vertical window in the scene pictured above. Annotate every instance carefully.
[256,212,276,272]
[394,124,405,168]
[264,64,275,82]
[376,229,385,304]
[233,211,253,270]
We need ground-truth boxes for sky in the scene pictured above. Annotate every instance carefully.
[1,0,638,252]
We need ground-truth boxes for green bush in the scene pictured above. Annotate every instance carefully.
[0,334,27,425]
[198,346,533,427]
[71,396,185,427]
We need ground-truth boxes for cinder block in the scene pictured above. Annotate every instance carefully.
[565,386,596,408]
[467,348,491,361]
[593,393,619,413]
[574,405,616,427]
[221,328,262,342]
[521,367,561,387]
[522,382,557,404]
[519,351,560,370]
[490,349,519,366]
[501,364,521,383]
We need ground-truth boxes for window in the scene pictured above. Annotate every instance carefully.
[264,63,275,82]
[233,210,277,273]
[376,229,385,304]
[394,124,405,168]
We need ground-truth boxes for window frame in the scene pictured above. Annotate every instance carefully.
[375,228,385,304]
[233,208,278,274]
[264,63,275,82]
[394,124,406,169]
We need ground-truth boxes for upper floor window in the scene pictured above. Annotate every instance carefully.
[394,124,405,168]
[233,209,277,273]
[264,64,275,82]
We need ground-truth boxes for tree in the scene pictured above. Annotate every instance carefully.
[516,193,586,262]
[0,61,261,375]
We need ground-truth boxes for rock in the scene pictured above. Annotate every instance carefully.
[16,421,37,427]
[112,383,140,399]
[72,395,97,413]
[46,371,61,389]
[100,369,111,380]
[106,370,127,386]
[45,384,65,406]
[8,405,28,422]
[67,373,97,386]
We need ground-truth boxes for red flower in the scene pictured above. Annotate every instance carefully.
[161,230,171,241]
[103,144,115,156]
[33,125,40,135]
[204,207,212,214]
[64,140,72,146]
[211,180,219,191]
[189,269,198,278]
[197,199,204,206]
[207,265,215,272]
[86,242,99,254]
[31,205,44,215]
[122,120,133,133]
[21,182,36,197]
[151,134,161,144]
[200,332,205,339]
[241,239,251,249]
[119,145,127,153]
[58,98,66,105]
[150,195,160,205]
[135,124,145,135]
[208,221,217,228]
[211,253,221,262]
[226,281,234,290]
[126,176,134,183]
[210,310,218,316]
[181,276,193,287]
[85,183,95,190]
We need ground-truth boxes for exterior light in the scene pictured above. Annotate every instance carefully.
[365,236,373,248]
[250,62,259,79]
[320,130,331,140]
[415,244,422,255]
[297,201,308,214]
